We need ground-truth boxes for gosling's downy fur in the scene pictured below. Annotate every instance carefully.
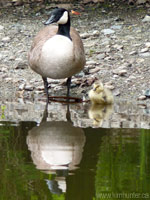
[89,81,114,105]
[88,104,113,126]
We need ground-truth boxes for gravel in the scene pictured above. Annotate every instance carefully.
[0,2,150,104]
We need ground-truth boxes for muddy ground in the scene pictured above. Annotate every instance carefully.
[0,2,150,104]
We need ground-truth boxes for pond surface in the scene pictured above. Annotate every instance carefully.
[0,118,150,200]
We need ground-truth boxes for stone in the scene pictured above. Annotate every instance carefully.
[142,15,150,22]
[101,29,115,35]
[145,89,150,98]
[86,60,97,65]
[2,36,10,42]
[139,52,150,57]
[80,33,90,39]
[113,69,127,76]
[145,42,150,48]
[92,30,100,36]
[140,48,149,53]
[0,25,4,31]
[89,67,100,74]
[129,51,137,55]
[138,95,146,100]
[24,84,34,91]
[19,83,25,90]
[110,25,122,30]
[15,62,28,69]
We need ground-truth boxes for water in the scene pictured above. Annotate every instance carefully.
[0,119,150,200]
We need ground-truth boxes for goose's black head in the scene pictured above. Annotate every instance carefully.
[44,8,70,25]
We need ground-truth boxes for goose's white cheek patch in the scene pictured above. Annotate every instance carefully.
[57,11,68,24]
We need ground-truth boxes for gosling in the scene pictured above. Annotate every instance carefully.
[88,81,114,105]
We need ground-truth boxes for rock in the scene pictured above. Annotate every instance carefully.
[24,84,34,91]
[101,29,115,35]
[19,83,25,90]
[0,53,2,60]
[140,48,149,53]
[15,62,28,69]
[0,25,4,31]
[113,89,120,96]
[86,60,97,65]
[113,69,127,76]
[2,36,10,42]
[96,53,106,60]
[138,95,146,100]
[136,0,147,4]
[89,67,100,74]
[145,89,150,98]
[110,25,122,30]
[139,52,150,57]
[113,44,124,50]
[105,85,115,90]
[142,15,150,22]
[80,33,90,39]
[36,85,44,90]
[92,30,100,36]
[129,51,137,55]
[145,42,150,48]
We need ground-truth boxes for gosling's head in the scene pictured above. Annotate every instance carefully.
[93,81,104,93]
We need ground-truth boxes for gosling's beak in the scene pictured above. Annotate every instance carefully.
[71,10,81,15]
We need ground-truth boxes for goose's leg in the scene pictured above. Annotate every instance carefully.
[66,77,72,97]
[42,77,49,102]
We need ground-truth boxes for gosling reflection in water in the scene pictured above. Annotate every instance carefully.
[26,104,85,193]
[88,104,113,126]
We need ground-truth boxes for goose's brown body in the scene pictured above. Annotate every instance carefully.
[28,25,85,79]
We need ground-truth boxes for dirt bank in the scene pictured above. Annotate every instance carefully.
[0,2,150,104]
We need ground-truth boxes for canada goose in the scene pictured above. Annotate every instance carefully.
[28,8,85,101]
[88,81,114,105]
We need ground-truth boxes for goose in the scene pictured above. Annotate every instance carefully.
[28,8,85,101]
[88,81,114,105]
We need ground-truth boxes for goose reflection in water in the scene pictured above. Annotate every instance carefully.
[88,104,113,126]
[26,104,86,194]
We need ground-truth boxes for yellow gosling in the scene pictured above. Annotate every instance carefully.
[88,81,114,105]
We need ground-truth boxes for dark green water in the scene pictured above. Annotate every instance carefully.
[0,121,150,200]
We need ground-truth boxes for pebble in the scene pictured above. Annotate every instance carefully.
[140,48,149,53]
[113,69,127,76]
[138,95,146,100]
[145,89,150,98]
[110,25,122,30]
[113,89,120,96]
[101,29,115,35]
[89,67,100,74]
[113,44,124,50]
[96,53,106,60]
[2,36,10,42]
[86,60,97,65]
[19,83,25,90]
[36,85,44,90]
[139,52,150,57]
[105,85,115,90]
[0,25,4,30]
[129,51,137,55]
[92,30,100,36]
[24,84,34,91]
[142,15,150,22]
[145,42,150,48]
[80,33,90,39]
[0,54,2,60]
[15,62,28,69]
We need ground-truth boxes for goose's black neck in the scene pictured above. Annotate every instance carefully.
[57,17,71,40]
